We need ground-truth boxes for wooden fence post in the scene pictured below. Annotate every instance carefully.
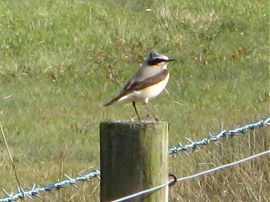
[100,121,169,202]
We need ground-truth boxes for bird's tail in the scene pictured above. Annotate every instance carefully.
[104,95,122,107]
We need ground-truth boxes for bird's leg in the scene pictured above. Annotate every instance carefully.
[132,102,141,121]
[145,102,159,122]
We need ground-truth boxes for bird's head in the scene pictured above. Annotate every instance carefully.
[145,51,175,69]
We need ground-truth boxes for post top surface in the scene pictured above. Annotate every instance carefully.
[100,120,168,125]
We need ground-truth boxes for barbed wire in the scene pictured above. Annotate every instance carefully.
[0,170,100,202]
[112,150,270,202]
[0,117,269,201]
[169,117,270,154]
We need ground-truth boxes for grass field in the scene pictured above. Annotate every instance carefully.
[0,0,269,201]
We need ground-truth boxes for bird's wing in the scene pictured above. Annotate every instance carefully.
[123,69,168,92]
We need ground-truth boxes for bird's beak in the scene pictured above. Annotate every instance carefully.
[166,58,175,62]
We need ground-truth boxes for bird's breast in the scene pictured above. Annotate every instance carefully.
[138,73,169,100]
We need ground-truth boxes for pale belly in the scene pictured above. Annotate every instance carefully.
[119,74,169,103]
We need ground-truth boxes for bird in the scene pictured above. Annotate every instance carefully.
[104,51,175,121]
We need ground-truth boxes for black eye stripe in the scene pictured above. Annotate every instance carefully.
[148,58,166,66]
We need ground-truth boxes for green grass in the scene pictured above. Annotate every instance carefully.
[0,0,269,201]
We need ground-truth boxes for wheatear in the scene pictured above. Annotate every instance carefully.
[104,51,175,121]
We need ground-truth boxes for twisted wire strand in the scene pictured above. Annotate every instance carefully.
[0,170,100,202]
[169,117,270,154]
[1,118,269,201]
